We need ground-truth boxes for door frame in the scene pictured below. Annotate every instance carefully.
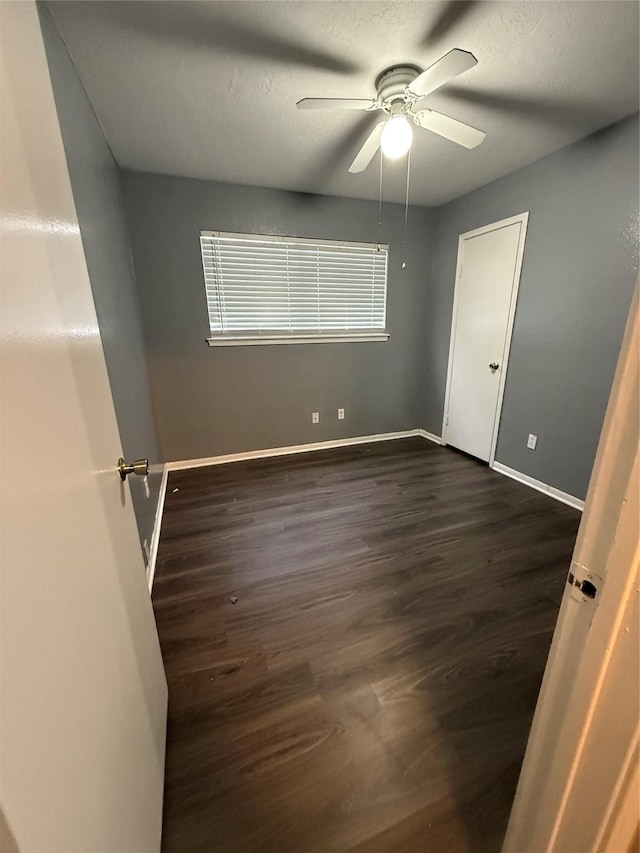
[441,211,529,465]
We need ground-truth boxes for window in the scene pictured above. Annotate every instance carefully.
[200,231,389,346]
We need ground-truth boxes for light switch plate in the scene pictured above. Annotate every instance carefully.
[527,433,537,450]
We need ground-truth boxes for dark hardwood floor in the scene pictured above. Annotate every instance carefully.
[152,437,580,853]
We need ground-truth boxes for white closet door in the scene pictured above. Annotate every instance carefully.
[444,215,528,462]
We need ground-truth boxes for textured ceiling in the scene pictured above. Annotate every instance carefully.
[48,1,639,206]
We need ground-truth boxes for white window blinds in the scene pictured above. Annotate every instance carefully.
[200,231,389,345]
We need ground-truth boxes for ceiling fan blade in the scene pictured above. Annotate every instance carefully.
[408,49,477,98]
[297,98,377,111]
[414,109,485,148]
[301,114,380,194]
[348,122,386,173]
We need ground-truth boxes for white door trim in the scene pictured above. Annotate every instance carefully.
[441,211,529,466]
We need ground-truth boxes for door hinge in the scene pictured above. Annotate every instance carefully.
[567,563,602,605]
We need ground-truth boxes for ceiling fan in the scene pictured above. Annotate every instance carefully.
[296,49,486,173]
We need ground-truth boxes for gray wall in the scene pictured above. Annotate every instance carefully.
[121,172,432,461]
[40,5,163,554]
[45,13,635,505]
[427,113,639,499]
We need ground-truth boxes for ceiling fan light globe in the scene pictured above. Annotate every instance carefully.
[380,114,413,159]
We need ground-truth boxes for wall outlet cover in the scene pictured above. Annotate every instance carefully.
[527,433,538,450]
[312,412,320,424]
[338,408,345,420]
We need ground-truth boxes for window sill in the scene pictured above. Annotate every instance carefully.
[206,333,390,347]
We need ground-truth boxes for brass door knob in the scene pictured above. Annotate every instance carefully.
[118,457,149,481]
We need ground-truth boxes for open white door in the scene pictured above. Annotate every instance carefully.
[503,285,639,853]
[0,3,167,851]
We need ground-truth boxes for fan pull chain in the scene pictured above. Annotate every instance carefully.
[402,147,411,269]
[377,151,384,248]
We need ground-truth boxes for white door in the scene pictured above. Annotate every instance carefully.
[0,4,167,852]
[443,213,528,463]
[503,287,639,853]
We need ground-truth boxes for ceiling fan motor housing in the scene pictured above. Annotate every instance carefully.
[375,64,422,105]
[297,49,485,174]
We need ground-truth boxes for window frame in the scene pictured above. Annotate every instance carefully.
[201,230,390,347]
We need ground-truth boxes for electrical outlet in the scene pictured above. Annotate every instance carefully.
[527,433,538,450]
[337,408,345,420]
[312,412,320,424]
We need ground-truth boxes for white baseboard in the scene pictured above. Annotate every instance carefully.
[417,429,442,445]
[165,429,438,472]
[146,465,169,592]
[492,461,585,511]
[148,429,443,591]
[150,437,583,594]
